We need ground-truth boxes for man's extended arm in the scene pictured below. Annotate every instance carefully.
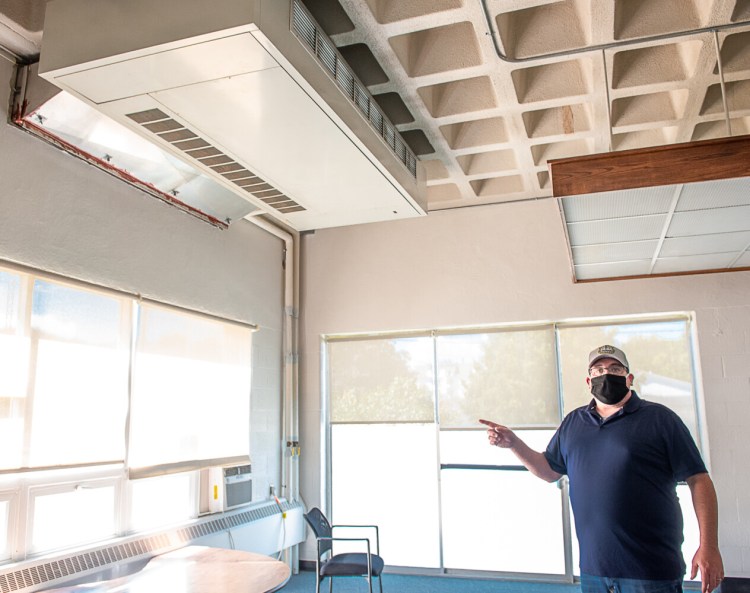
[687,472,724,593]
[480,419,562,483]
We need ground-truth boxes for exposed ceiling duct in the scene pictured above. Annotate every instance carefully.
[36,0,426,231]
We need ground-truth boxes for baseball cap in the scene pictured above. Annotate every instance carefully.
[588,344,629,369]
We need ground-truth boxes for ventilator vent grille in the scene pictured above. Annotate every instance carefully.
[125,109,306,215]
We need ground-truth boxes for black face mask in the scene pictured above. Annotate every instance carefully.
[590,373,629,405]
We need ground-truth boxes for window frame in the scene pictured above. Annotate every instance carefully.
[26,475,122,556]
[323,312,706,579]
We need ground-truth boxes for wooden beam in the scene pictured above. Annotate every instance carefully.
[549,134,750,197]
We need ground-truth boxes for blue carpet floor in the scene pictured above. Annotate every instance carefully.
[281,570,579,593]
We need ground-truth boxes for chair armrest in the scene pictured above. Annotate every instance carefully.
[316,536,373,557]
[331,525,380,554]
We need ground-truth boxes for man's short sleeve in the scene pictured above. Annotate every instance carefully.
[666,410,707,482]
[544,424,567,475]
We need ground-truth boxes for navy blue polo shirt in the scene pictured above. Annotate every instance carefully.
[544,392,707,580]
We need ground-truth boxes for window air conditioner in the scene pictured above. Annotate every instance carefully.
[200,464,253,513]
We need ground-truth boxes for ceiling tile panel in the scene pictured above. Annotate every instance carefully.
[567,214,667,246]
[652,252,738,274]
[660,232,750,257]
[668,205,750,236]
[561,186,676,222]
[734,250,750,267]
[675,177,750,211]
[574,260,653,280]
[572,240,659,265]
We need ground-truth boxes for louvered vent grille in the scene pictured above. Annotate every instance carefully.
[290,0,418,178]
[0,501,300,593]
[124,109,306,215]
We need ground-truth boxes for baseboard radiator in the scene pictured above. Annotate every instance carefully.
[0,500,304,593]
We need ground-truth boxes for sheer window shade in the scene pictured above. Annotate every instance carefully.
[437,328,560,428]
[1,275,129,470]
[29,280,130,467]
[328,337,435,423]
[128,303,252,478]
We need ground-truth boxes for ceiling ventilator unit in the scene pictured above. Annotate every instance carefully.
[37,0,426,231]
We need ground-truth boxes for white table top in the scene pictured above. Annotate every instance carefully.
[43,546,290,593]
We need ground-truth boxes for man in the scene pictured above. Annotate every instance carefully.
[480,345,723,593]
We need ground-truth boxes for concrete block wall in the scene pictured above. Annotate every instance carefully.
[696,306,750,573]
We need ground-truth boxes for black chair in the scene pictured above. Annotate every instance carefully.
[303,507,384,593]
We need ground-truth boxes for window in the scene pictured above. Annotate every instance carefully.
[30,479,118,554]
[328,337,440,567]
[0,264,254,561]
[129,473,196,532]
[326,314,704,579]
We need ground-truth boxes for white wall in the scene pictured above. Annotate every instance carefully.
[299,199,750,576]
[0,57,285,497]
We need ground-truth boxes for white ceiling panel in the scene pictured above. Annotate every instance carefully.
[571,240,659,265]
[734,251,750,268]
[574,260,653,281]
[668,205,750,237]
[561,186,676,223]
[676,177,750,212]
[567,214,667,246]
[660,231,750,257]
[652,252,738,274]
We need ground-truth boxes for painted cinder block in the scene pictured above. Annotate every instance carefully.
[696,309,750,354]
[722,353,750,380]
[707,377,750,403]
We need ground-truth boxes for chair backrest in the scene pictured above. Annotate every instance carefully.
[304,508,333,556]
